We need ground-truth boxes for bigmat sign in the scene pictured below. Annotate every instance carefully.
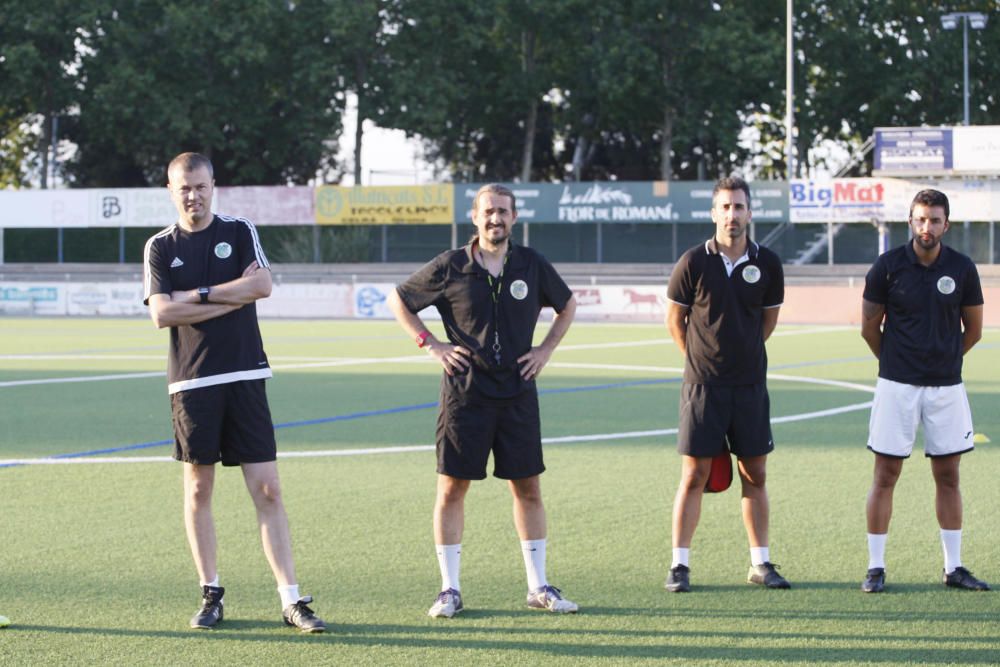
[789,178,915,222]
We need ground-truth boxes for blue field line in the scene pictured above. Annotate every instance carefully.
[273,400,439,429]
[48,439,175,459]
[8,378,683,466]
[14,347,906,466]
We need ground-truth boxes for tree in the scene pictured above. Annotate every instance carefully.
[380,0,785,182]
[0,0,95,187]
[788,0,1000,177]
[65,0,347,186]
[316,0,405,186]
[377,0,565,181]
[555,0,785,181]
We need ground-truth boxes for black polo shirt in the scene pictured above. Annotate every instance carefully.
[863,242,983,386]
[143,214,272,394]
[667,239,784,385]
[396,241,572,402]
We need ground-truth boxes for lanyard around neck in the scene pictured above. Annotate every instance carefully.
[478,244,510,365]
[479,247,510,304]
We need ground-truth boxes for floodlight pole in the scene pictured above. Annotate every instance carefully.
[941,12,989,126]
[962,17,970,125]
[785,0,794,178]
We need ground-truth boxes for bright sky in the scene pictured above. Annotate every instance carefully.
[337,93,442,186]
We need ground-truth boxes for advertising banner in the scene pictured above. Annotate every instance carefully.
[874,127,953,174]
[215,186,314,226]
[789,178,917,222]
[875,125,1000,177]
[667,181,788,223]
[953,126,1000,175]
[65,283,147,316]
[455,184,550,222]
[0,284,65,315]
[455,181,788,224]
[315,185,454,225]
[257,283,354,318]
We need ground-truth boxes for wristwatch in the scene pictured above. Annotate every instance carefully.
[198,286,211,304]
[416,330,432,348]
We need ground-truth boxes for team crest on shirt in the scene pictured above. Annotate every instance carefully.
[937,276,956,295]
[510,280,529,300]
[742,265,761,284]
[214,242,232,259]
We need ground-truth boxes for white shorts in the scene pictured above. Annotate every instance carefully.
[867,378,975,458]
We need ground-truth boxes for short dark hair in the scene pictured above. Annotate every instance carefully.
[473,183,516,215]
[909,188,949,221]
[168,152,214,180]
[711,176,752,210]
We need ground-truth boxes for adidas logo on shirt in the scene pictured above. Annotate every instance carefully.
[170,257,184,268]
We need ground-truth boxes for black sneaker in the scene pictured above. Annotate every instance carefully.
[665,564,691,592]
[747,562,791,589]
[943,566,990,591]
[862,567,885,593]
[283,596,327,633]
[190,585,224,629]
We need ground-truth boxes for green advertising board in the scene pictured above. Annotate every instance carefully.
[456,181,789,224]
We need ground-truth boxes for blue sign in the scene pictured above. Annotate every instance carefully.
[874,128,953,174]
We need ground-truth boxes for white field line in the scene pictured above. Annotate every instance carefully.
[2,371,876,466]
[0,325,856,389]
[0,371,167,387]
[0,355,428,388]
[543,400,873,444]
[0,354,164,361]
[0,445,437,466]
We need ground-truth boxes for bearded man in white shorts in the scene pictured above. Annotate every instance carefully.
[860,188,987,594]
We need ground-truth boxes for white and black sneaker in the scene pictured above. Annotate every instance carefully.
[190,585,224,629]
[428,588,464,618]
[526,585,579,613]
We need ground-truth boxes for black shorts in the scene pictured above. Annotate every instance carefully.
[436,388,545,480]
[170,380,277,466]
[677,383,774,459]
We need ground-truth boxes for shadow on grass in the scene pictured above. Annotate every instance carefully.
[9,609,1000,665]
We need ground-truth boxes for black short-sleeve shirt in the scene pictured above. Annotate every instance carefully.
[396,242,572,402]
[667,239,784,385]
[143,214,272,394]
[863,242,983,386]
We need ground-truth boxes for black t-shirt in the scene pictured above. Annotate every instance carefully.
[863,242,983,386]
[666,239,784,385]
[143,214,272,394]
[396,242,572,402]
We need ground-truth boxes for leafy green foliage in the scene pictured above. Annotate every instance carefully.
[3,1,1000,186]
[64,1,346,186]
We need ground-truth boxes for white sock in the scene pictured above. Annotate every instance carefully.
[277,584,300,608]
[671,548,690,568]
[941,529,962,574]
[750,547,770,566]
[867,533,887,570]
[436,544,461,592]
[201,576,219,589]
[521,539,548,591]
